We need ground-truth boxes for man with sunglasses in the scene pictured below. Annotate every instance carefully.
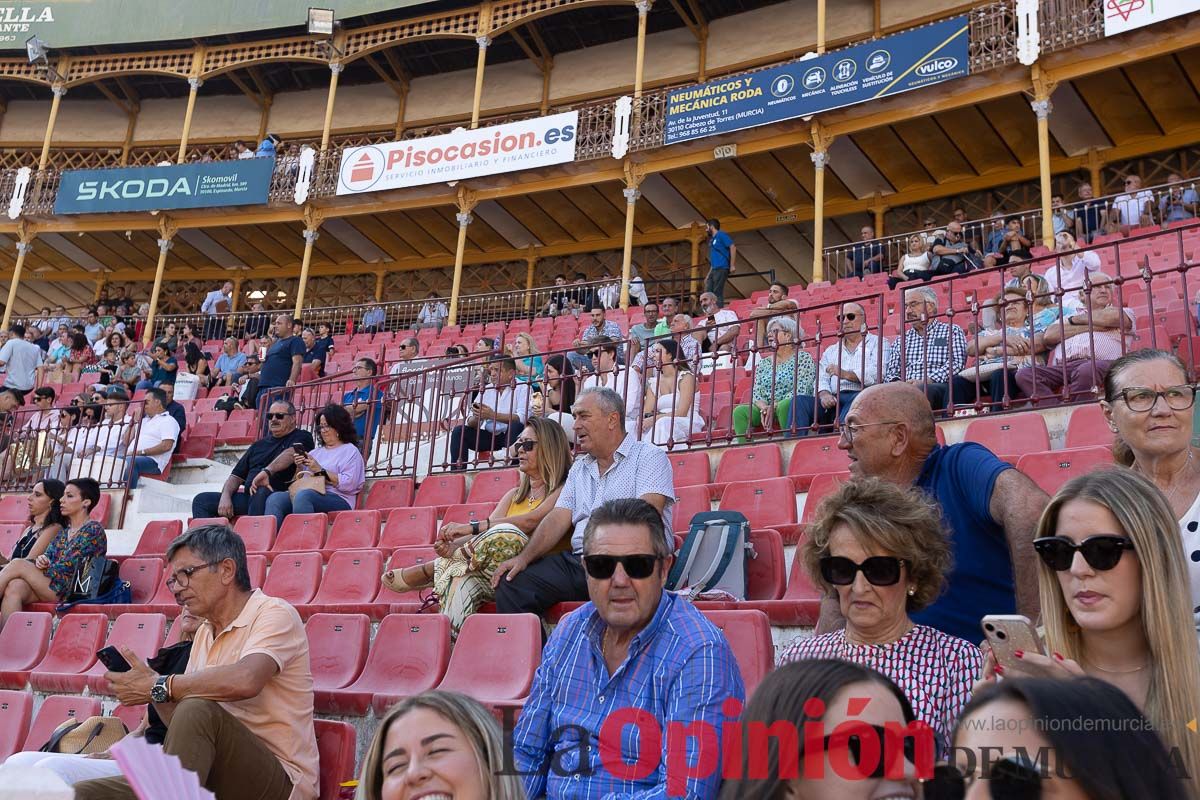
[828,382,1048,644]
[513,498,744,799]
[816,301,883,423]
[192,401,314,522]
[1110,173,1154,232]
[493,387,675,617]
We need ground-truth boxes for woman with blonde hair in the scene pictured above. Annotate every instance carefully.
[983,467,1200,795]
[357,690,526,800]
[507,332,543,383]
[381,416,572,634]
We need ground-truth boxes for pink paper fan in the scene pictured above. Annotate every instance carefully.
[111,736,214,800]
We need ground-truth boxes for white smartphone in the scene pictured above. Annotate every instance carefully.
[981,614,1045,672]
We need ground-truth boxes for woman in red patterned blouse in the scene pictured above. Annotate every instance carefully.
[779,477,981,755]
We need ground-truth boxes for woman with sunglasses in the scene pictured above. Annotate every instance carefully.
[718,659,924,800]
[732,316,803,443]
[380,417,572,635]
[1101,348,1200,630]
[982,468,1200,789]
[944,677,1189,800]
[780,478,981,756]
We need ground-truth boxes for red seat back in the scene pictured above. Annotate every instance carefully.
[0,496,28,522]
[1016,446,1114,495]
[466,469,521,504]
[262,551,323,605]
[0,522,28,559]
[787,436,850,490]
[22,695,101,752]
[30,613,107,680]
[668,451,711,488]
[672,485,711,533]
[273,513,328,552]
[747,529,786,601]
[0,690,32,759]
[714,443,782,486]
[801,471,852,524]
[413,475,466,509]
[702,609,774,695]
[325,510,381,551]
[0,611,53,685]
[84,613,167,694]
[436,613,541,703]
[964,412,1050,457]
[719,477,797,529]
[120,557,165,604]
[343,613,450,701]
[315,720,358,800]
[1064,404,1114,449]
[363,478,416,510]
[441,502,495,527]
[133,519,184,557]
[376,547,438,602]
[379,507,437,548]
[234,515,278,553]
[305,613,371,692]
[311,550,384,605]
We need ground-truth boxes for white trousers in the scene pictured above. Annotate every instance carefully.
[2,750,125,783]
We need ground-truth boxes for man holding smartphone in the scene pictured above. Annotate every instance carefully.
[447,356,530,471]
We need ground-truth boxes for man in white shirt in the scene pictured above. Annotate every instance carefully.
[0,324,44,398]
[817,302,884,424]
[82,385,134,458]
[201,281,235,341]
[1110,174,1154,232]
[416,293,448,330]
[696,291,739,372]
[580,337,639,420]
[448,356,530,470]
[233,140,255,160]
[125,387,179,489]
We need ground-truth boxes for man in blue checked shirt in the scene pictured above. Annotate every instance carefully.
[512,498,745,799]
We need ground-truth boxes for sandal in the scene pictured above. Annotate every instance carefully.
[380,562,434,593]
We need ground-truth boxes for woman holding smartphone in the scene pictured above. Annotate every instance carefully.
[258,404,365,527]
[979,468,1200,794]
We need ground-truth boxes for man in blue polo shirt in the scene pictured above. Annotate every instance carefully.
[822,382,1049,642]
[255,313,304,408]
[704,218,736,307]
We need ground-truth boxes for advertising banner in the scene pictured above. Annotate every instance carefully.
[1104,0,1200,36]
[54,159,275,215]
[664,16,970,145]
[336,111,579,196]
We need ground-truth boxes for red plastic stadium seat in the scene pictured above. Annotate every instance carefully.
[272,513,328,553]
[319,613,451,716]
[218,418,256,445]
[324,510,381,553]
[963,412,1050,459]
[741,538,824,626]
[315,720,358,800]
[0,522,26,558]
[90,494,112,524]
[673,485,712,533]
[189,421,221,440]
[466,469,520,504]
[21,695,101,752]
[132,519,184,557]
[718,477,796,533]
[120,557,164,604]
[413,475,466,513]
[0,495,27,522]
[187,517,231,529]
[0,690,32,760]
[245,553,267,590]
[112,704,145,732]
[304,613,370,696]
[174,434,216,462]
[801,471,852,524]
[436,613,541,707]
[746,529,786,601]
[787,436,851,491]
[1016,446,1113,494]
[702,609,774,696]
[84,613,168,695]
[379,507,438,548]
[363,478,416,511]
[712,443,783,497]
[0,611,53,689]
[27,613,108,693]
[234,515,278,553]
[302,550,385,614]
[1064,404,1114,449]
[262,551,323,605]
[441,502,495,528]
[668,451,711,488]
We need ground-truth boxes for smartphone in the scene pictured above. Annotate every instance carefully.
[981,615,1045,672]
[95,646,132,673]
[292,442,309,455]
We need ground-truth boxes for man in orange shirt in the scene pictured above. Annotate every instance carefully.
[76,525,319,800]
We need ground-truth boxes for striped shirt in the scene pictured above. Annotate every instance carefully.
[779,624,981,755]
[513,592,745,799]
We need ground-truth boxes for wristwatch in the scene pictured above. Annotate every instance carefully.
[151,675,171,703]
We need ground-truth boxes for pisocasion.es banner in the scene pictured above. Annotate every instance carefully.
[336,111,579,196]
[664,15,969,145]
[54,158,275,215]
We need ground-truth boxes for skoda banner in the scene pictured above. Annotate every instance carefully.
[664,16,970,145]
[336,111,579,196]
[54,159,275,215]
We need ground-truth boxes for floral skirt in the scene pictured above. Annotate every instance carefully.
[433,523,527,635]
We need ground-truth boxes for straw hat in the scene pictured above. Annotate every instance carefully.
[45,715,127,755]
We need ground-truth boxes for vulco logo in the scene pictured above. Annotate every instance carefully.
[916,57,958,77]
[75,177,191,201]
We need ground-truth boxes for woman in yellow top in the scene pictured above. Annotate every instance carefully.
[381,416,573,634]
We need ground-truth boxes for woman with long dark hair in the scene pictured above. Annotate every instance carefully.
[538,354,577,441]
[0,479,65,566]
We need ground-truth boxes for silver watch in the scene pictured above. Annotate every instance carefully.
[151,675,170,703]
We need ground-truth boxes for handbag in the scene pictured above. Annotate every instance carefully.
[40,716,127,754]
[288,469,326,500]
[57,556,129,610]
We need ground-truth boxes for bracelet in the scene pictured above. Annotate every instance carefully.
[471,520,481,535]
[165,675,175,703]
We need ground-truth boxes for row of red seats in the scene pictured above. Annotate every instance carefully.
[0,690,353,800]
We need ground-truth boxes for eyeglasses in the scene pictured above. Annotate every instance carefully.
[922,757,1043,800]
[266,412,290,420]
[820,724,918,779]
[836,420,900,443]
[1033,535,1134,571]
[588,351,600,359]
[819,555,905,587]
[514,440,537,452]
[582,553,661,580]
[1113,385,1196,412]
[165,561,221,589]
[836,312,859,321]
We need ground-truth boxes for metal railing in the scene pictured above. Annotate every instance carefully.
[822,177,1200,283]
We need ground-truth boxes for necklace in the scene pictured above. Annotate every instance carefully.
[1135,449,1194,507]
[1085,655,1149,675]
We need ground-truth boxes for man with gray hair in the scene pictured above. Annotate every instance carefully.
[815,300,884,422]
[884,285,966,411]
[78,525,319,800]
[493,386,676,616]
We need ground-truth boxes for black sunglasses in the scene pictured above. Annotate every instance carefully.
[819,555,905,587]
[836,312,859,321]
[514,440,537,452]
[821,724,918,779]
[582,553,661,580]
[266,412,290,420]
[1033,535,1134,571]
[922,756,1043,800]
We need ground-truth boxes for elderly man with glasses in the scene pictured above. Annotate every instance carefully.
[190,400,314,521]
[815,301,884,424]
[343,358,382,442]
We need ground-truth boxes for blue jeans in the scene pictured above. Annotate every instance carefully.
[126,455,161,489]
[790,391,859,435]
[264,489,351,529]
